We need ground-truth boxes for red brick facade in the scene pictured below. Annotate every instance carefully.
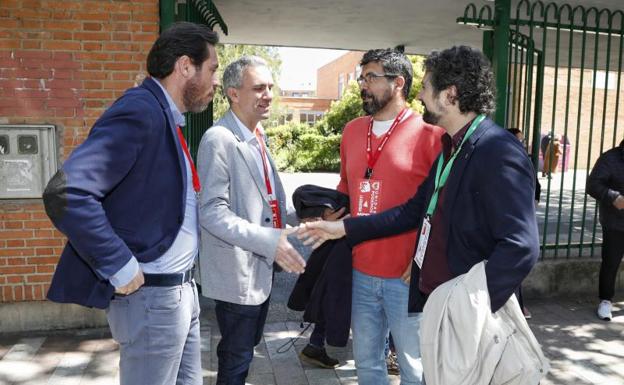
[0,0,159,302]
[316,51,363,99]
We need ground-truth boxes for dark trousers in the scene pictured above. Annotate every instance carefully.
[599,228,624,301]
[215,298,270,385]
[310,323,325,347]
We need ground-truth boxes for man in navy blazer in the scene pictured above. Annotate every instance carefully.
[301,46,539,315]
[43,22,219,385]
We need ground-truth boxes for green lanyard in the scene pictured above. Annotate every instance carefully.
[425,114,486,217]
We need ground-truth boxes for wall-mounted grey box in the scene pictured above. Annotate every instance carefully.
[0,124,57,199]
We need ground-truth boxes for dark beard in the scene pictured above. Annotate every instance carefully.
[183,75,211,113]
[361,89,392,115]
[422,107,440,125]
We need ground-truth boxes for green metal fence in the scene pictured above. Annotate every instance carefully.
[459,0,624,259]
[159,0,228,161]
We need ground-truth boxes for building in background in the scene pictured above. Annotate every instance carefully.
[279,51,363,126]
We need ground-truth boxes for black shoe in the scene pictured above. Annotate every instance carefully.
[300,344,339,368]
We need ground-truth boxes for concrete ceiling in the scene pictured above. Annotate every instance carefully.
[212,0,624,57]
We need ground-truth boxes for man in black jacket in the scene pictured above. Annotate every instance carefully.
[587,139,624,321]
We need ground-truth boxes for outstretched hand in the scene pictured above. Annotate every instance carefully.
[275,227,306,274]
[297,219,347,249]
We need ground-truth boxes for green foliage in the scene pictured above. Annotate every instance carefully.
[407,55,425,114]
[315,81,364,136]
[265,122,341,172]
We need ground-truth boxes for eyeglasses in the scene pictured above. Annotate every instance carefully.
[356,72,400,85]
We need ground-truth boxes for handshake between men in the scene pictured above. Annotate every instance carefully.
[278,206,348,273]
[297,219,347,250]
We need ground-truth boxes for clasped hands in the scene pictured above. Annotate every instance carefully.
[275,207,348,274]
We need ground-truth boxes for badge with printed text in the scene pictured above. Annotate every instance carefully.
[269,199,282,228]
[413,216,431,269]
[355,178,382,216]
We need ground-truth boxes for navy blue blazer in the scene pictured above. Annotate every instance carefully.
[43,78,189,309]
[344,118,539,313]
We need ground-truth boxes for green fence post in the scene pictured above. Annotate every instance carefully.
[492,0,511,126]
[482,30,494,61]
[160,0,176,32]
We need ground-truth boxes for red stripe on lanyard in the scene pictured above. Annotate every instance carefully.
[176,126,201,193]
[365,108,409,178]
[254,127,273,195]
[254,127,282,228]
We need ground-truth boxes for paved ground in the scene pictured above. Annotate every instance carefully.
[0,296,623,385]
[2,172,621,384]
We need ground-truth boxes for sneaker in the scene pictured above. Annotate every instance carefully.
[522,307,532,320]
[597,300,612,321]
[300,344,339,368]
[386,352,400,375]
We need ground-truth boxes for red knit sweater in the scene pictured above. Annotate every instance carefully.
[337,112,444,277]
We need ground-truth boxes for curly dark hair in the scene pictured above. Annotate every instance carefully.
[424,46,495,115]
[360,48,413,99]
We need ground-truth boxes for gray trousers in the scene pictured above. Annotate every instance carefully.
[106,281,201,385]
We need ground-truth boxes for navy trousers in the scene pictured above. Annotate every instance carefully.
[214,298,270,385]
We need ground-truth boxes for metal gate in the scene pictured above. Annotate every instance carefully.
[459,0,624,258]
[159,0,228,160]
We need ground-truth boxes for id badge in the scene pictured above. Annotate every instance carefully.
[269,199,282,228]
[413,216,431,269]
[355,178,382,216]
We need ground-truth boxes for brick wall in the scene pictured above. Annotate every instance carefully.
[317,51,363,99]
[0,0,159,302]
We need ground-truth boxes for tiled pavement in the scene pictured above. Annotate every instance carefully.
[1,172,623,384]
[0,297,623,385]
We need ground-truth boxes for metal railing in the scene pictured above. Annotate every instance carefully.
[459,0,624,258]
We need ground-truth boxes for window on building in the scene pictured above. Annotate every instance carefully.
[338,74,345,98]
[278,111,294,125]
[299,111,325,126]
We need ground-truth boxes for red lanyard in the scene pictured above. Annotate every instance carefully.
[254,128,274,195]
[254,128,282,228]
[365,108,408,178]
[176,126,201,192]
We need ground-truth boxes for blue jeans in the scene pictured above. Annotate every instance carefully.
[352,269,423,385]
[214,298,270,385]
[106,281,202,385]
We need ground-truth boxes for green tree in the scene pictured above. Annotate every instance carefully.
[407,55,425,113]
[213,44,284,123]
[315,81,364,136]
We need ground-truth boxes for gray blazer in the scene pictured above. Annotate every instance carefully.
[197,110,295,305]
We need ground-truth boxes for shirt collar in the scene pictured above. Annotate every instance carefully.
[231,111,263,143]
[441,118,473,156]
[152,78,186,128]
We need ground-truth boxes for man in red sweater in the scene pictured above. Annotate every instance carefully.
[336,49,443,385]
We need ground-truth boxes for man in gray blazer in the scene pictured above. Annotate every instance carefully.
[197,56,306,385]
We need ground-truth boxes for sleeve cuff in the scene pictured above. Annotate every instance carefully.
[109,256,140,289]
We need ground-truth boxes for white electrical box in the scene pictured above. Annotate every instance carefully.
[0,124,57,199]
